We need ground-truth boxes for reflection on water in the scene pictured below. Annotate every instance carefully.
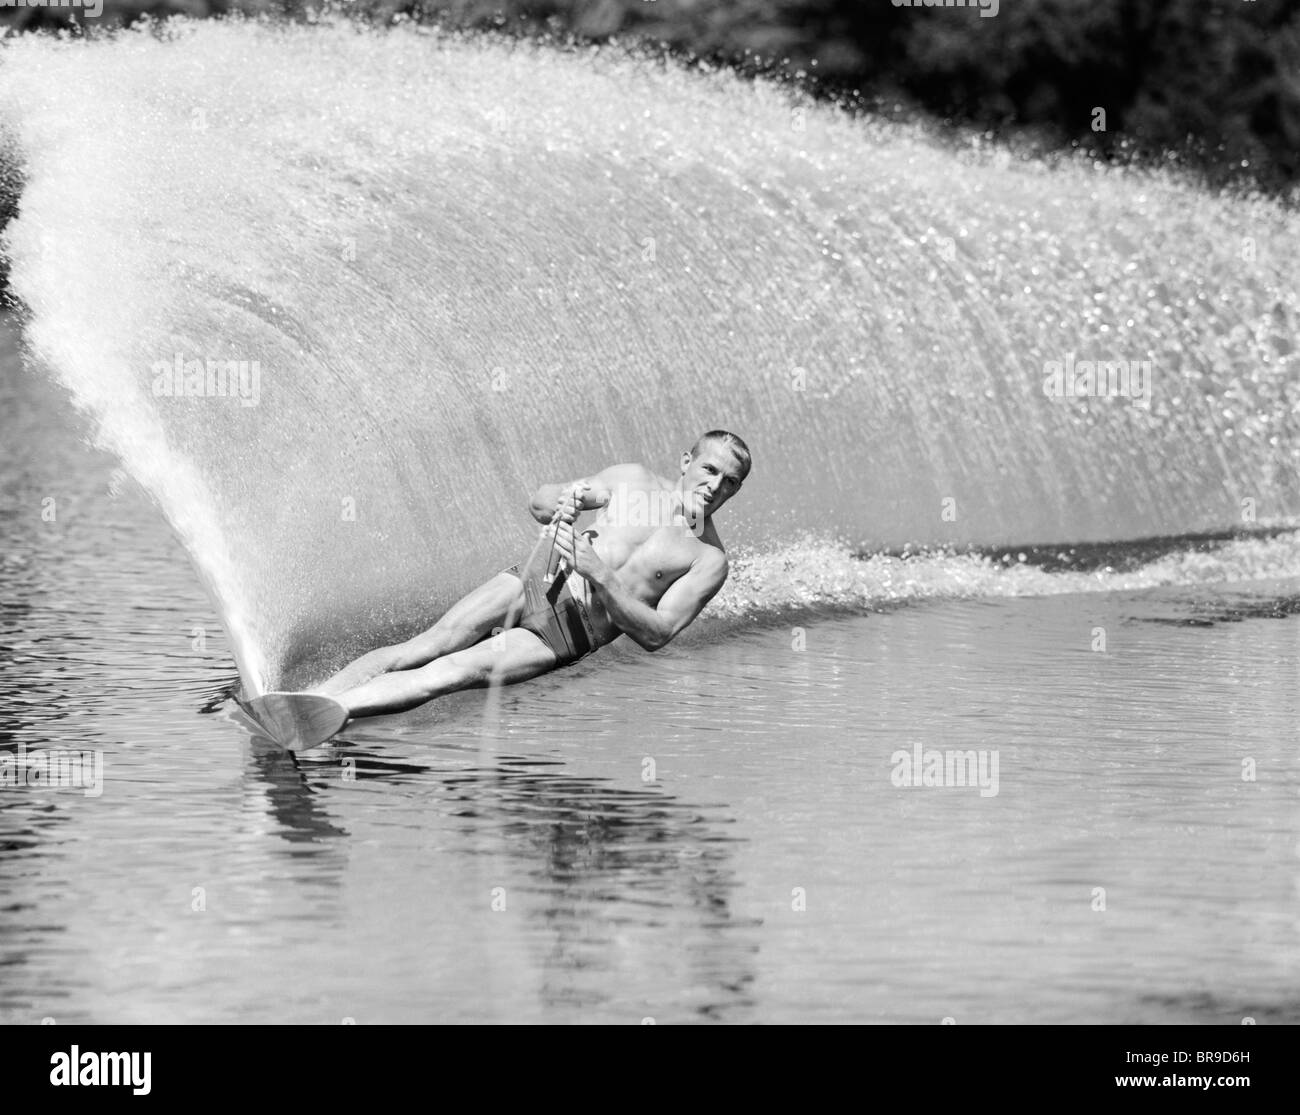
[247,741,352,846]
[235,729,758,1022]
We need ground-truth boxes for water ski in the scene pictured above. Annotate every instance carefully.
[243,691,348,751]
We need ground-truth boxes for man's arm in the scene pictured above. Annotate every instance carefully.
[528,463,647,524]
[588,550,728,652]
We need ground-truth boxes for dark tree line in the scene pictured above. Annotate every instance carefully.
[2,0,1298,194]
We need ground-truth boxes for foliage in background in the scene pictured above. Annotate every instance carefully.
[2,0,1297,193]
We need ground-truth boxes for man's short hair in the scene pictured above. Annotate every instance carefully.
[690,429,751,479]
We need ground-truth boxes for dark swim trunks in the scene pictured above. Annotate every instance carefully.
[502,530,600,665]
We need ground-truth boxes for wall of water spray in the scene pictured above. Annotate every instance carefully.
[0,21,1296,691]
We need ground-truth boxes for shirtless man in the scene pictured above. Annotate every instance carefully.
[313,430,751,719]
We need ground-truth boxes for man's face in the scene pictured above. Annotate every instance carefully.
[679,442,745,520]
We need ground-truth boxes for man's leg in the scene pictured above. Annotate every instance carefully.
[314,571,525,696]
[334,628,559,718]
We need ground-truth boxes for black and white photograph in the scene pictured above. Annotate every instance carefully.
[0,0,1296,1062]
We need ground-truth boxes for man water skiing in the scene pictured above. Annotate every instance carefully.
[243,430,751,746]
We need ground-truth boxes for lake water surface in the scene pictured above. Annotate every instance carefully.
[4,323,1297,1024]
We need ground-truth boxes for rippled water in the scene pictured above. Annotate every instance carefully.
[4,319,1297,1023]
